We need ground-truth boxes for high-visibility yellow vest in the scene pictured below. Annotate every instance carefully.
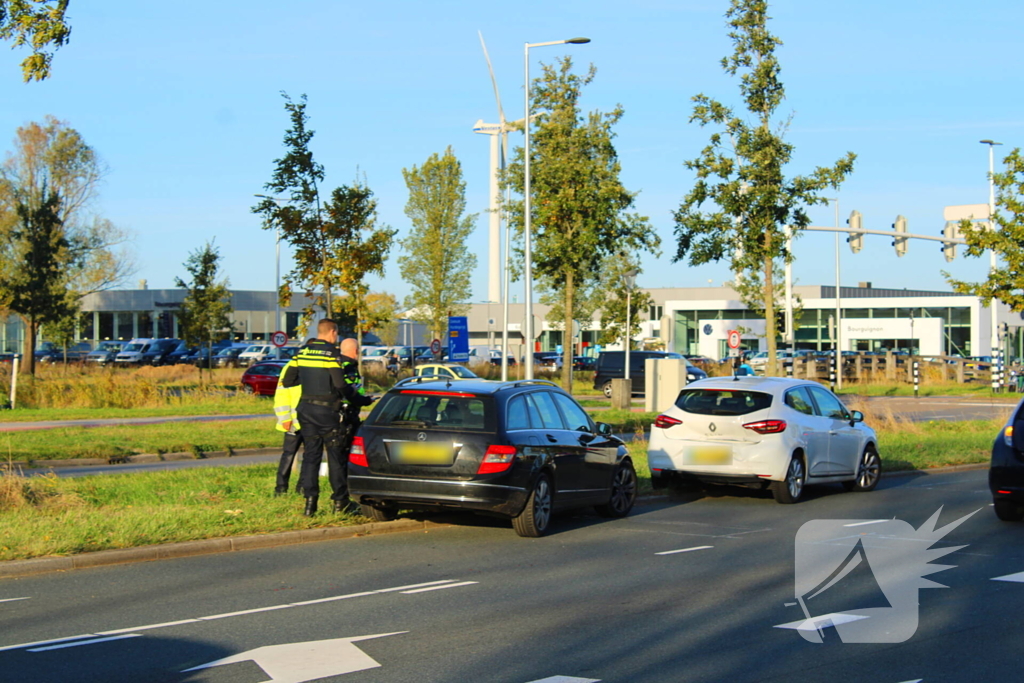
[273,360,302,433]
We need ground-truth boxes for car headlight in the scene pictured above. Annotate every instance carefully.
[687,374,696,380]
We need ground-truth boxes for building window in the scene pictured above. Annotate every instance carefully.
[649,305,663,321]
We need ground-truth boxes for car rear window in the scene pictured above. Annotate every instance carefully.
[675,389,773,416]
[367,391,494,432]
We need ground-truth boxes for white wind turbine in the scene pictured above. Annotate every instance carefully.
[474,31,523,380]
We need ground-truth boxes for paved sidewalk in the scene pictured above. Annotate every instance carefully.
[0,413,268,432]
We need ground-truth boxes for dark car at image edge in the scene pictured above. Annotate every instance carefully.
[348,377,637,537]
[991,398,1024,521]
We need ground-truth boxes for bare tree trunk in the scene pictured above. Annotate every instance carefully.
[764,231,777,377]
[562,271,575,391]
[20,318,37,376]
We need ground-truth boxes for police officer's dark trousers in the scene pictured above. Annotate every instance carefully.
[274,431,303,494]
[297,402,346,501]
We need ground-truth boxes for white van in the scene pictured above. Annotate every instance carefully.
[115,338,154,365]
[238,344,275,367]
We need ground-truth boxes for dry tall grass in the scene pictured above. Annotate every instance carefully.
[0,469,81,511]
[0,363,257,410]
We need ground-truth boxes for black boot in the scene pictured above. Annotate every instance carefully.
[303,497,318,517]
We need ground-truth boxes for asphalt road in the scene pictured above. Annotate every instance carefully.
[1,468,1020,682]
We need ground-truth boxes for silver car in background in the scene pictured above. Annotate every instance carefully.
[647,376,880,503]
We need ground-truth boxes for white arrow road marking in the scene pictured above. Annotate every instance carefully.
[400,581,478,594]
[0,597,30,603]
[28,634,142,652]
[655,545,713,556]
[992,571,1024,583]
[182,632,405,683]
[843,520,888,527]
[525,677,600,682]
[896,679,923,683]
[774,613,869,631]
[0,579,466,652]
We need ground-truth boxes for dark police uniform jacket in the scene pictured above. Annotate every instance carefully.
[281,339,371,413]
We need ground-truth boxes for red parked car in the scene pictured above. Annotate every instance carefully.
[240,360,288,396]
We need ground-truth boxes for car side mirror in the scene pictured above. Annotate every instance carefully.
[850,410,864,423]
[596,422,613,436]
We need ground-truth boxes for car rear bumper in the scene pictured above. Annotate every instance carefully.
[349,473,528,517]
[648,434,789,481]
[991,466,1024,501]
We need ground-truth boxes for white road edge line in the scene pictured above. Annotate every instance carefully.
[28,634,143,652]
[400,581,479,594]
[0,597,30,603]
[655,545,714,556]
[843,520,888,527]
[0,579,465,653]
[525,677,601,682]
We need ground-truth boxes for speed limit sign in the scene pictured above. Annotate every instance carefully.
[727,329,741,349]
[430,338,442,355]
[271,331,288,348]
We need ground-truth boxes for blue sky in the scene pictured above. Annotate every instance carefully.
[1,0,1021,303]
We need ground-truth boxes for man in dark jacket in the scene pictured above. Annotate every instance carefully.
[281,320,373,516]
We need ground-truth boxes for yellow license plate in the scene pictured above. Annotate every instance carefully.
[393,443,453,465]
[685,445,733,466]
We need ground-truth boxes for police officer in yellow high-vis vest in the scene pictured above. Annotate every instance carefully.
[281,319,374,516]
[272,358,303,495]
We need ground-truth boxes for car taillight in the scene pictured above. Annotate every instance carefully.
[349,436,368,467]
[743,419,787,434]
[477,444,516,474]
[653,415,682,429]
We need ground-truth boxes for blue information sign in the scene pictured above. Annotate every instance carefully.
[448,316,469,362]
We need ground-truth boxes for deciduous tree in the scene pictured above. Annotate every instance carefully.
[502,57,659,389]
[946,148,1024,312]
[0,117,133,373]
[673,0,854,376]
[398,148,477,340]
[174,241,232,383]
[0,0,71,82]
[326,182,396,350]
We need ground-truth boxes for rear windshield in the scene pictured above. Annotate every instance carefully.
[675,389,773,416]
[367,391,493,432]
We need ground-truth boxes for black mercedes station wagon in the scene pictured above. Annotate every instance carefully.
[348,378,637,537]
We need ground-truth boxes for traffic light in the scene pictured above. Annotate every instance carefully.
[892,215,908,257]
[942,221,959,262]
[846,210,863,253]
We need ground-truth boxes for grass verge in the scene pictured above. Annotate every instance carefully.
[1,419,281,461]
[0,465,368,561]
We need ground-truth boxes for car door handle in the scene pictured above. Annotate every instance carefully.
[828,431,838,435]
[546,434,558,443]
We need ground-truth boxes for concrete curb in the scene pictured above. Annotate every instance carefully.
[0,518,450,579]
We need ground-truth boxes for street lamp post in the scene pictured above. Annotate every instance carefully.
[254,194,284,358]
[623,269,638,383]
[523,36,590,380]
[981,139,1003,386]
[828,197,842,389]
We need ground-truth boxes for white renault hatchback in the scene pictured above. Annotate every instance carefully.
[647,376,880,503]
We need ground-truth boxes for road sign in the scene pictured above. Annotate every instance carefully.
[943,203,989,222]
[727,330,741,349]
[430,338,441,355]
[521,315,541,339]
[271,331,288,348]
[448,316,469,362]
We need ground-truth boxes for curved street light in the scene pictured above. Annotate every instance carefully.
[523,36,590,380]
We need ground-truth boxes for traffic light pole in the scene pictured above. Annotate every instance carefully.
[802,225,967,245]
